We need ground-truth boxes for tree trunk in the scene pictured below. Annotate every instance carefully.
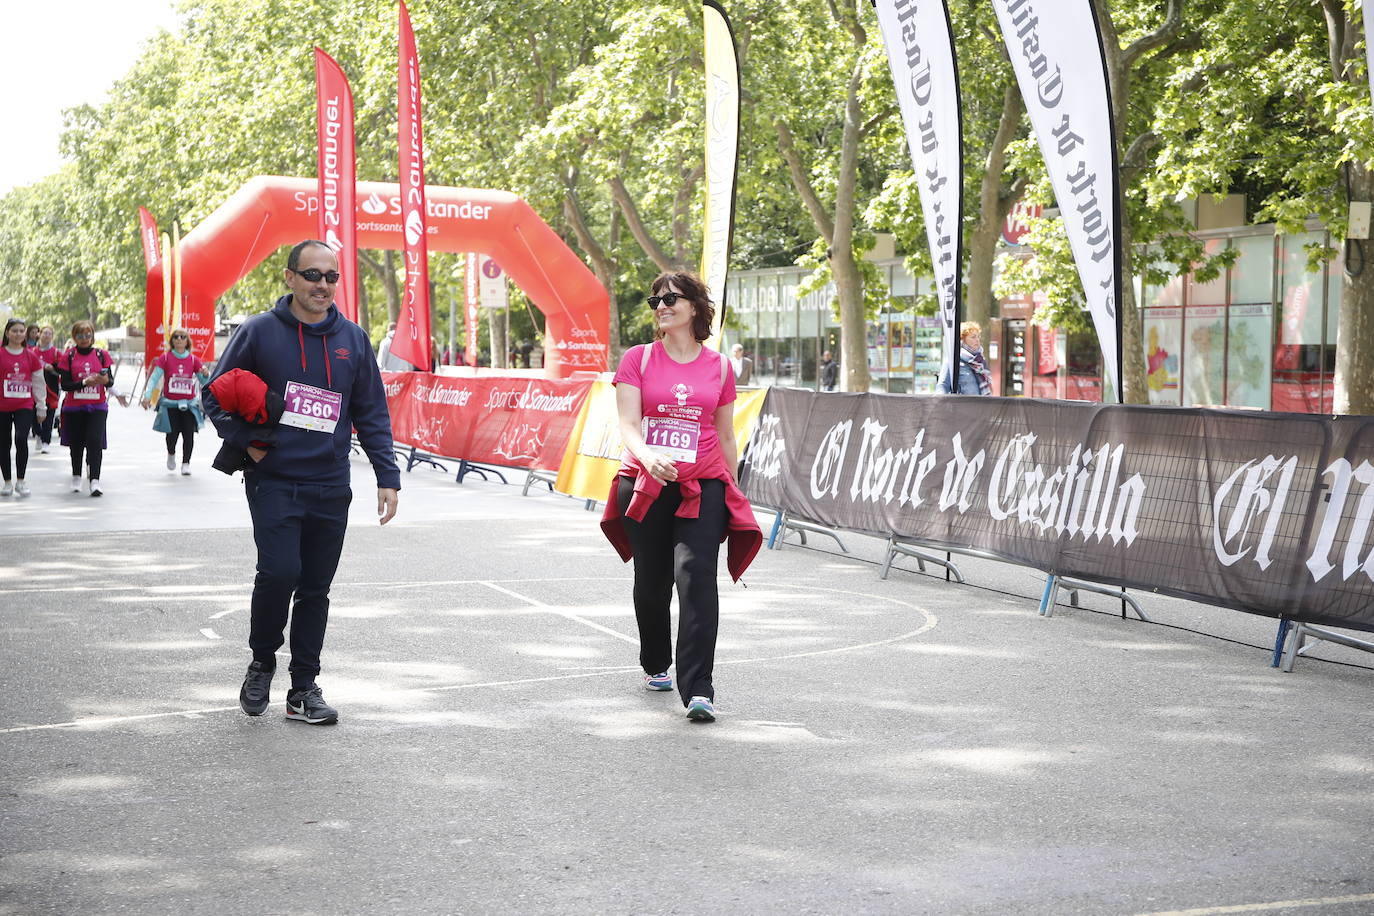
[563,189,623,363]
[1334,165,1374,414]
[359,249,401,325]
[356,272,371,339]
[964,84,1025,331]
[382,250,399,323]
[1118,219,1147,404]
[609,176,677,272]
[489,305,509,369]
[833,63,870,393]
[1327,9,1374,414]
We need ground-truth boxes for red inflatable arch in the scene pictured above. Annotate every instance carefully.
[148,175,608,377]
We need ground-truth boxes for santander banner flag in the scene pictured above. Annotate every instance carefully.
[314,48,359,324]
[991,0,1121,400]
[874,0,964,393]
[395,0,432,371]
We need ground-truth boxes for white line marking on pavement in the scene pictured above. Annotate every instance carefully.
[198,628,222,640]
[1,578,937,735]
[208,609,236,620]
[477,580,641,646]
[1132,892,1374,915]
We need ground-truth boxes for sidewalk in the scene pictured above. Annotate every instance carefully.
[2,402,1372,915]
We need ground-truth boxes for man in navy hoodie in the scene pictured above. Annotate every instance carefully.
[203,239,401,726]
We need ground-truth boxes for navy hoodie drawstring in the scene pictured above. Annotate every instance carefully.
[296,323,333,389]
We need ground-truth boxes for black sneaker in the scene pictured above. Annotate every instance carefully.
[285,685,338,725]
[239,660,274,716]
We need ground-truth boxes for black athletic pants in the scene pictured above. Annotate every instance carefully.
[616,476,727,705]
[245,474,352,690]
[31,405,55,444]
[164,409,197,462]
[0,409,34,480]
[63,410,106,480]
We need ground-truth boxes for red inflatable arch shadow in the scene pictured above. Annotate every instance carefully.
[153,176,608,377]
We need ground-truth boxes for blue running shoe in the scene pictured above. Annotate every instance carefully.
[686,696,716,722]
[644,671,673,691]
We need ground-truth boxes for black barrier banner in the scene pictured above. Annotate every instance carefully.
[742,390,1374,633]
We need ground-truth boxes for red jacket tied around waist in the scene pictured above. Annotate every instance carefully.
[600,445,762,582]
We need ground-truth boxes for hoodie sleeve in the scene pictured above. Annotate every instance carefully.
[347,328,402,490]
[202,323,272,451]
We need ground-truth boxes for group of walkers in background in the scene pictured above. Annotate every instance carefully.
[1,317,115,497]
[0,316,212,500]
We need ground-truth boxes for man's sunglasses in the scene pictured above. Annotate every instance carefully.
[291,268,341,284]
[647,292,687,309]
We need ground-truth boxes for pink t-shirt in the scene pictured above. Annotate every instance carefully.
[613,342,736,465]
[0,346,44,412]
[57,348,111,410]
[155,351,204,400]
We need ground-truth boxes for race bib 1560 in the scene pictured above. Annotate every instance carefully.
[280,380,342,433]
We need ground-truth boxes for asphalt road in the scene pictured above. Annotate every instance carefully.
[2,403,1372,915]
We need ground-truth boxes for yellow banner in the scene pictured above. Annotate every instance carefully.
[554,383,767,503]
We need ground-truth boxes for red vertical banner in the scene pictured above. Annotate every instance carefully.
[465,252,480,366]
[314,48,359,324]
[139,207,164,368]
[394,0,432,370]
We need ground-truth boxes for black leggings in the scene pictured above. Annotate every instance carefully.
[64,410,107,480]
[32,405,55,444]
[0,409,34,480]
[615,476,727,705]
[164,409,197,462]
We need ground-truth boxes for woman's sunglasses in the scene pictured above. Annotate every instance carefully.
[647,292,687,310]
[291,268,341,284]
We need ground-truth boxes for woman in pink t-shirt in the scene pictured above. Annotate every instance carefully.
[56,319,115,497]
[605,271,760,723]
[140,328,209,475]
[0,318,48,497]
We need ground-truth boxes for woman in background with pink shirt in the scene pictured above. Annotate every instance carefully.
[140,328,209,475]
[56,320,115,497]
[601,271,761,723]
[0,318,48,497]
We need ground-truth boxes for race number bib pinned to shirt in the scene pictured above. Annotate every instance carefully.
[166,375,195,396]
[280,381,342,433]
[73,386,102,401]
[641,415,700,463]
[3,376,30,399]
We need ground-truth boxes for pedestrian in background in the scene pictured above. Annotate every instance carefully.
[31,326,59,453]
[936,321,993,396]
[57,320,115,496]
[140,329,209,475]
[1,318,47,497]
[820,350,838,391]
[602,271,761,723]
[729,343,754,385]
